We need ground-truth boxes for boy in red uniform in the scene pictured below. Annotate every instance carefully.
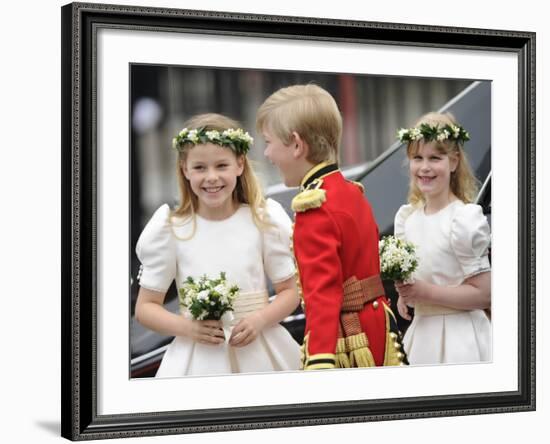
[257,84,407,370]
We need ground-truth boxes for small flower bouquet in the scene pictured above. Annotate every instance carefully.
[379,235,418,282]
[178,272,239,320]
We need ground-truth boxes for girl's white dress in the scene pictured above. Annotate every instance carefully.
[136,199,301,377]
[394,200,492,365]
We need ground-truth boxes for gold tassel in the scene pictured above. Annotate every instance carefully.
[346,333,376,367]
[291,189,326,212]
[335,338,351,368]
[350,346,376,367]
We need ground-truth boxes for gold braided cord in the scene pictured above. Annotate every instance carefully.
[342,275,385,311]
[341,312,362,336]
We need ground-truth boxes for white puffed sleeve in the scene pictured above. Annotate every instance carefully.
[262,199,296,284]
[135,204,177,292]
[450,203,491,279]
[394,204,415,239]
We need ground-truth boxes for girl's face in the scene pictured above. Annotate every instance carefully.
[409,141,458,202]
[183,143,244,218]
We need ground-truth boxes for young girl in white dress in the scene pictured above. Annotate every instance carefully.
[393,112,491,365]
[135,113,301,377]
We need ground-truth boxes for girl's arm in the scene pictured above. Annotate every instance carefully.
[229,276,300,347]
[395,271,491,311]
[135,287,224,344]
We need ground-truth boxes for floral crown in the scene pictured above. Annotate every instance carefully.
[172,126,253,155]
[397,123,470,145]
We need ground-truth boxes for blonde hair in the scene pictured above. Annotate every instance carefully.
[406,112,479,206]
[172,113,269,237]
[256,84,342,164]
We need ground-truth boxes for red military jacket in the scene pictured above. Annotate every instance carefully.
[292,162,405,370]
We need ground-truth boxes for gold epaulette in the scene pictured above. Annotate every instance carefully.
[291,189,326,212]
[291,178,326,212]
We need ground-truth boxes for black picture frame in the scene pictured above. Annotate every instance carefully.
[61,2,536,440]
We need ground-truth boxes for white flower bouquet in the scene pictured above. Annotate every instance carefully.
[379,235,418,282]
[178,272,239,320]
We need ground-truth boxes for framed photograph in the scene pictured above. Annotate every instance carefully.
[61,2,535,440]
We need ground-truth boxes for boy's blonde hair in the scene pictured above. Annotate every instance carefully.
[256,84,342,164]
[406,112,479,206]
[172,113,268,235]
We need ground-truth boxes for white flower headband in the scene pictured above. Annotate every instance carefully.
[172,127,254,155]
[397,123,470,145]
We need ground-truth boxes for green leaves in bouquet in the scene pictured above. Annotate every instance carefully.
[379,235,418,282]
[178,272,239,320]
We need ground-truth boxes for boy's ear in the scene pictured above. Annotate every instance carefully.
[291,131,309,159]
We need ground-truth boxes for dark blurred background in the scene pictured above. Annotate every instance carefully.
[130,64,471,282]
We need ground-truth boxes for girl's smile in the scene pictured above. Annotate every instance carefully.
[417,174,436,184]
[202,185,224,194]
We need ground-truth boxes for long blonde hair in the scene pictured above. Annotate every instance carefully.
[172,113,269,237]
[406,112,479,206]
[256,84,342,164]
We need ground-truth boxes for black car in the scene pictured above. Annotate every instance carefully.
[130,80,491,378]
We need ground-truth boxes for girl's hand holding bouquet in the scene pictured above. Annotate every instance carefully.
[179,272,239,344]
[379,235,419,321]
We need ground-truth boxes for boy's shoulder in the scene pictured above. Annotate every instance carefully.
[291,172,364,213]
[291,178,327,213]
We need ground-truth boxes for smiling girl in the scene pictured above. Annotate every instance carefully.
[134,113,301,377]
[393,112,491,365]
